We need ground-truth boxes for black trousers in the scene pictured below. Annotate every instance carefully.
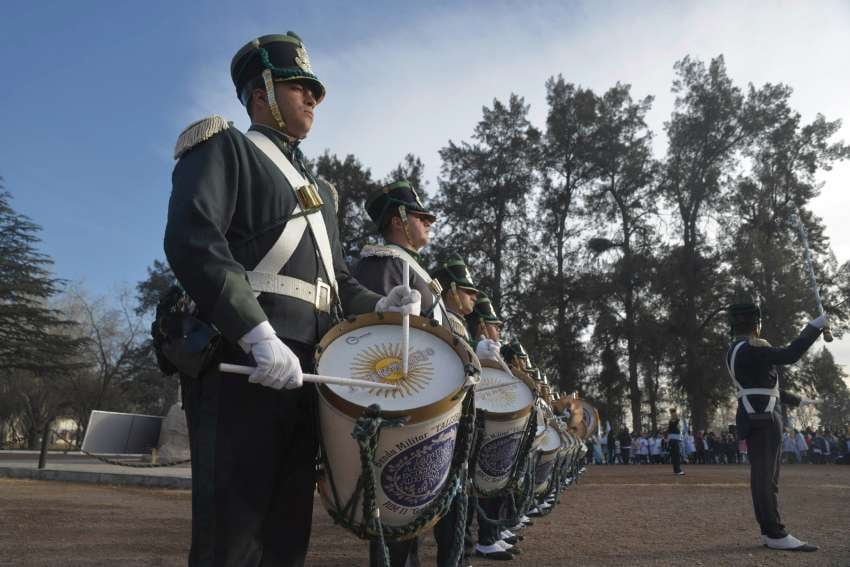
[182,341,318,567]
[745,414,786,538]
[670,440,682,473]
[475,496,502,546]
[368,538,419,567]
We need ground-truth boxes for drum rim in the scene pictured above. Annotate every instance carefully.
[315,312,478,423]
[476,359,534,421]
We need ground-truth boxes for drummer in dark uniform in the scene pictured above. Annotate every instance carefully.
[354,180,444,323]
[164,32,419,567]
[725,302,826,552]
[432,254,479,340]
[352,180,439,567]
[466,295,519,561]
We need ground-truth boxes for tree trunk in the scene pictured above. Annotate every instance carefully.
[37,419,51,469]
[645,361,659,433]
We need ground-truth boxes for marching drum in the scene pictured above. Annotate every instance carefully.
[315,312,478,534]
[473,359,535,494]
[533,423,562,496]
[565,398,599,441]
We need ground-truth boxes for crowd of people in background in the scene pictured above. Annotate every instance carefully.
[588,427,850,466]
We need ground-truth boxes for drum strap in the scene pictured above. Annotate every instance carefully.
[244,130,339,301]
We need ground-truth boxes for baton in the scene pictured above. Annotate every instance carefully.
[219,363,397,390]
[402,260,410,377]
[790,212,833,342]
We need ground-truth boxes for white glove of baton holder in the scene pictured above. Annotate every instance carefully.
[238,321,303,390]
[476,338,501,361]
[809,314,829,329]
[375,285,422,316]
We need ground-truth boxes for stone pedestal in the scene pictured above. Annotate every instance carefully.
[157,402,190,462]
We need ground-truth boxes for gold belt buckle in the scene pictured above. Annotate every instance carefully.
[296,183,324,211]
[315,277,332,313]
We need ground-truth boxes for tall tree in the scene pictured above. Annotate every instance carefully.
[533,78,598,392]
[724,88,850,344]
[659,56,762,429]
[0,181,83,448]
[584,83,657,433]
[797,347,850,432]
[432,94,540,321]
[0,183,80,373]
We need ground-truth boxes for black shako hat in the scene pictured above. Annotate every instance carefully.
[500,340,529,365]
[365,180,436,230]
[727,302,761,328]
[432,253,479,295]
[230,32,326,105]
[472,293,502,325]
[465,292,502,338]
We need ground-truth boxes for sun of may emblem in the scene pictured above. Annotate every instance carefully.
[294,46,312,72]
[351,343,434,398]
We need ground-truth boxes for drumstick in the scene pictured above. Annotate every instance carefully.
[402,259,410,377]
[218,363,397,390]
[477,380,517,393]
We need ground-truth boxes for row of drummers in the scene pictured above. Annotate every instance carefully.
[308,202,600,563]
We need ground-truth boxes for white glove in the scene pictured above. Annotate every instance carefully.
[800,397,822,406]
[809,314,829,329]
[475,338,501,361]
[375,285,421,316]
[238,321,303,390]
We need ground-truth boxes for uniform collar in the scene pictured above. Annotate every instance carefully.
[386,241,421,263]
[249,124,305,163]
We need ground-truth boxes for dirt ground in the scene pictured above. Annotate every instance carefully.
[1,464,848,566]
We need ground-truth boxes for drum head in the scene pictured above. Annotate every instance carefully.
[540,424,561,453]
[476,361,535,417]
[317,313,469,414]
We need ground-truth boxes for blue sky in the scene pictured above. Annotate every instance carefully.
[3,1,850,366]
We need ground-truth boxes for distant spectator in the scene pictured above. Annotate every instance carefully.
[619,429,631,465]
[795,430,808,463]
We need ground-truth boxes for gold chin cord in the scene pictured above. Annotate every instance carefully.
[262,70,287,132]
[398,205,416,250]
[263,69,308,141]
[449,282,462,313]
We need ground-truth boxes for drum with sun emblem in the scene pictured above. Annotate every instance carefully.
[315,312,478,534]
[473,359,535,494]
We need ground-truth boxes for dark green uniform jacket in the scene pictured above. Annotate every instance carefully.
[165,122,380,346]
[352,245,437,315]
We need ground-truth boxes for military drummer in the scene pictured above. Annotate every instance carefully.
[352,180,441,567]
[164,32,418,567]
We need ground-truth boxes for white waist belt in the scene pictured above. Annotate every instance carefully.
[247,271,331,313]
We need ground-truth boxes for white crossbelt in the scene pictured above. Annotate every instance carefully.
[725,340,779,415]
[244,130,337,311]
[386,244,447,324]
[246,272,331,313]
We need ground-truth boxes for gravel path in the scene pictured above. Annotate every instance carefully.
[1,464,848,566]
